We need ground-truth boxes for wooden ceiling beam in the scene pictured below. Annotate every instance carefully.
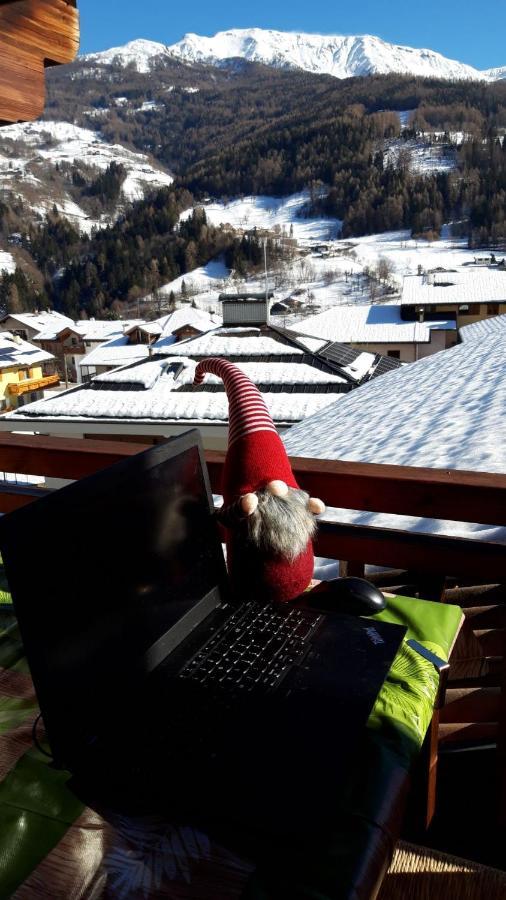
[0,0,79,124]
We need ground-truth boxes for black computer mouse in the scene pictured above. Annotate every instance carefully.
[309,577,387,616]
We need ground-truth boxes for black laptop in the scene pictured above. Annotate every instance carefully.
[0,430,405,834]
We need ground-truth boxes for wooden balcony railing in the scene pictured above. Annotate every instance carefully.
[0,433,505,583]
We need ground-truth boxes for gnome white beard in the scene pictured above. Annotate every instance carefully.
[246,487,316,562]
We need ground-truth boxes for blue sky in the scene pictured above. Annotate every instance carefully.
[78,0,506,70]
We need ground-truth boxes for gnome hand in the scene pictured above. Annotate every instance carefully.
[215,481,325,530]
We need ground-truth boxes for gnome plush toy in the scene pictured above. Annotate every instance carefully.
[194,358,325,603]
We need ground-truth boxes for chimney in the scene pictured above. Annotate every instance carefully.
[220,293,272,327]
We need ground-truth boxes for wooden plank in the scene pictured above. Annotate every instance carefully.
[0,0,79,123]
[0,483,49,512]
[314,521,506,582]
[439,687,501,723]
[438,722,499,743]
[205,451,506,527]
[0,433,149,479]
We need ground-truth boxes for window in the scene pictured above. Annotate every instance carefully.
[387,350,401,359]
[488,304,499,316]
[458,305,474,316]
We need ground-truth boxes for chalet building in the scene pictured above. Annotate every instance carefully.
[33,319,141,383]
[0,332,56,412]
[79,308,222,382]
[0,311,73,344]
[2,298,399,448]
[283,304,456,363]
[399,267,506,330]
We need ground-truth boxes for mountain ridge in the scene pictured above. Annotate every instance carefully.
[82,28,505,83]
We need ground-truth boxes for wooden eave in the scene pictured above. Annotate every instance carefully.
[0,0,79,124]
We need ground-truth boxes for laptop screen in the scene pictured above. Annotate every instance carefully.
[0,431,228,764]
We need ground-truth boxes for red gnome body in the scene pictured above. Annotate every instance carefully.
[194,358,323,603]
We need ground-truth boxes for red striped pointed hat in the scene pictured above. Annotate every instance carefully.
[194,357,299,504]
[194,357,314,602]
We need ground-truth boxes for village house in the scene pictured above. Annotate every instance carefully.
[1,297,400,449]
[0,331,56,412]
[282,303,456,363]
[399,266,506,329]
[78,307,222,382]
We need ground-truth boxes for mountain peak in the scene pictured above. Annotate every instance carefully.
[81,28,504,83]
[81,38,171,73]
[167,27,494,82]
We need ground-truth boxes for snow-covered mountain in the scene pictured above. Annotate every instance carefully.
[482,65,506,81]
[0,121,173,232]
[167,29,499,82]
[82,39,173,74]
[81,30,504,83]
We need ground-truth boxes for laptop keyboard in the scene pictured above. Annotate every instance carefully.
[178,604,322,696]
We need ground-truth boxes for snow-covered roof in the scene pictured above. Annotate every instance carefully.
[79,336,150,368]
[198,361,345,385]
[1,310,73,336]
[162,332,304,357]
[155,307,222,338]
[283,334,506,541]
[459,313,506,343]
[400,268,506,306]
[289,304,455,344]
[35,318,140,342]
[0,332,54,370]
[284,334,505,472]
[13,369,340,424]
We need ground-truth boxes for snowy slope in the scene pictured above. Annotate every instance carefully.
[0,121,173,232]
[0,251,15,275]
[181,193,341,244]
[482,65,506,81]
[82,39,173,73]
[168,28,492,82]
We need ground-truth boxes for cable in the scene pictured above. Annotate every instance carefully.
[31,713,52,758]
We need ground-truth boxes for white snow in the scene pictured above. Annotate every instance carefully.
[199,361,345,386]
[401,268,506,306]
[337,230,478,285]
[283,333,506,541]
[383,139,457,174]
[0,251,15,275]
[459,313,506,343]
[0,331,54,370]
[149,258,230,300]
[168,28,493,82]
[293,304,455,344]
[15,379,340,425]
[182,193,341,245]
[81,39,172,74]
[163,333,304,357]
[0,121,173,232]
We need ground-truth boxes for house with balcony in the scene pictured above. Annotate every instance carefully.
[399,267,506,329]
[0,330,57,411]
[33,317,142,384]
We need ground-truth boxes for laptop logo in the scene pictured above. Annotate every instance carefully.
[365,627,385,645]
